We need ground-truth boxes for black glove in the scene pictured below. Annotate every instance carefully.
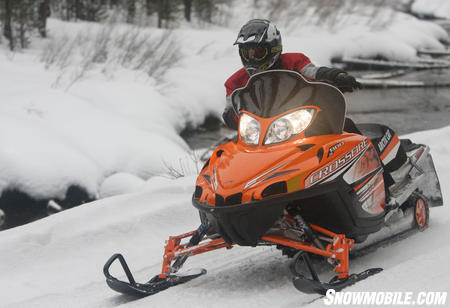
[334,72,363,93]
[316,67,362,93]
[222,105,239,130]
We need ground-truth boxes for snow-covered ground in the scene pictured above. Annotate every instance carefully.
[1,1,450,306]
[0,126,448,308]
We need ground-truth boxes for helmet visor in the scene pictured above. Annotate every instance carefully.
[240,46,268,62]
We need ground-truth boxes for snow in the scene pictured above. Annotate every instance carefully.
[412,0,450,19]
[98,173,145,198]
[1,1,450,306]
[0,126,449,307]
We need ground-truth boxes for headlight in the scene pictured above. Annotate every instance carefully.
[264,109,315,145]
[239,113,261,146]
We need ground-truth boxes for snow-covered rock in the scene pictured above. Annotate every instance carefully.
[99,173,146,198]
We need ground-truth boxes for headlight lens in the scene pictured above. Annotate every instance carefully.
[239,113,261,146]
[264,109,315,145]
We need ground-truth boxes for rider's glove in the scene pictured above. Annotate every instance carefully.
[222,104,239,130]
[315,67,363,93]
[334,72,363,93]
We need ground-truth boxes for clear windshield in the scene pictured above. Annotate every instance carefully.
[231,70,346,135]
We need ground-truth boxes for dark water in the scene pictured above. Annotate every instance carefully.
[346,69,450,135]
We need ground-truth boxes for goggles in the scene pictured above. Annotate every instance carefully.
[240,46,268,62]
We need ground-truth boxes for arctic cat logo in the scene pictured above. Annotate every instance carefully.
[306,139,369,187]
[327,141,344,157]
[378,130,392,152]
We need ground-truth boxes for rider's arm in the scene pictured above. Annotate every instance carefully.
[289,53,361,92]
[223,69,249,130]
[222,96,239,130]
[314,66,362,93]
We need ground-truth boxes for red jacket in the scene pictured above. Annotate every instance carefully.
[225,53,311,97]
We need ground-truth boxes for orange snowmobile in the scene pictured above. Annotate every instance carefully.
[104,70,443,296]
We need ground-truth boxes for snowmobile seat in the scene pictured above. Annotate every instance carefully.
[355,123,408,189]
[399,138,422,152]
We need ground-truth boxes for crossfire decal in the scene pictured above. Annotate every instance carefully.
[306,139,369,187]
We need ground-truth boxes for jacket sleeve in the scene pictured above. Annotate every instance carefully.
[298,63,320,80]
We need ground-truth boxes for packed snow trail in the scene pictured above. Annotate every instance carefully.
[0,126,449,307]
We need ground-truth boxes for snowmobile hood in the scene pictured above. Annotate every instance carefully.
[210,140,316,192]
[195,133,370,206]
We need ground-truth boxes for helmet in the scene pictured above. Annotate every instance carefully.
[234,19,282,75]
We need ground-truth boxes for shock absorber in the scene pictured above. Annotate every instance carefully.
[171,220,211,272]
[293,215,325,250]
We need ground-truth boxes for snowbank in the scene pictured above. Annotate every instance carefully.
[0,50,195,200]
[412,0,450,19]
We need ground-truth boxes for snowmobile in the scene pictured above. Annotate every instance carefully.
[104,70,443,296]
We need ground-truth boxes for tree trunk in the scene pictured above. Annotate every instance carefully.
[184,0,192,22]
[38,0,50,38]
[16,0,27,49]
[157,0,163,28]
[3,0,14,50]
[163,0,170,27]
[75,0,82,20]
[127,0,136,23]
[146,0,153,16]
[65,0,72,20]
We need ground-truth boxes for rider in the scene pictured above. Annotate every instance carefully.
[223,19,362,130]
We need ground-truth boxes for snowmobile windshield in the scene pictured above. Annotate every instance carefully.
[230,70,346,135]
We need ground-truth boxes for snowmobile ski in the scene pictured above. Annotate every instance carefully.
[290,250,382,295]
[293,267,383,295]
[103,253,206,296]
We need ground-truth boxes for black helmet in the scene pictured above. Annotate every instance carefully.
[234,19,282,75]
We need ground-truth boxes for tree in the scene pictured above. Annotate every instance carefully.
[194,0,222,23]
[3,0,14,50]
[38,0,50,38]
[184,0,192,22]
[2,0,36,49]
[126,0,136,23]
[145,0,156,16]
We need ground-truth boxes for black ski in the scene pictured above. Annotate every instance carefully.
[104,253,206,297]
[290,251,382,295]
[293,268,382,295]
